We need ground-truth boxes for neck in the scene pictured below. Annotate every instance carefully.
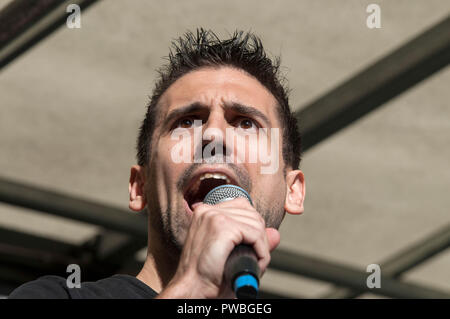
[136,219,180,293]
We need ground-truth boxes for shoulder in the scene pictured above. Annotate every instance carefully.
[8,275,70,299]
[79,274,158,299]
[8,274,158,299]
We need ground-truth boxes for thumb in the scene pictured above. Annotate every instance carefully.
[265,228,280,251]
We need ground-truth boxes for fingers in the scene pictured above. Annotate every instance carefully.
[193,197,253,211]
[266,228,281,251]
[193,198,264,229]
[177,197,276,298]
[192,199,272,272]
[213,197,254,210]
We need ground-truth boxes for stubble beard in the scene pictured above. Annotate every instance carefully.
[157,195,285,255]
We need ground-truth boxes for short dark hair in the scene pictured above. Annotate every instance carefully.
[137,28,302,170]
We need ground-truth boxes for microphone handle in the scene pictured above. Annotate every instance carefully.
[224,244,259,299]
[202,185,260,298]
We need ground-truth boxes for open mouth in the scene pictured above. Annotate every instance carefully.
[184,172,238,210]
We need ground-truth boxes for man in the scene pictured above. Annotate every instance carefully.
[9,29,305,299]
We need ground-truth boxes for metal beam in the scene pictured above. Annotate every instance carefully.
[0,228,137,291]
[0,225,147,279]
[1,177,449,298]
[0,177,147,241]
[269,248,450,299]
[0,177,148,285]
[0,226,97,271]
[0,0,101,70]
[0,227,289,298]
[297,15,450,152]
[257,290,297,299]
[2,174,450,298]
[0,225,76,256]
[4,206,447,299]
[321,224,450,298]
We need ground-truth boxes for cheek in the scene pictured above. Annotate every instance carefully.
[149,140,178,211]
[155,137,192,202]
[258,173,285,201]
[247,129,283,176]
[252,174,286,228]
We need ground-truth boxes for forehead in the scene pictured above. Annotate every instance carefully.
[158,66,280,124]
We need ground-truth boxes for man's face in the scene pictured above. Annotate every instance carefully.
[146,66,288,249]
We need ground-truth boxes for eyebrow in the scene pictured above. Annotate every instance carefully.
[224,102,271,127]
[163,101,271,130]
[163,102,208,129]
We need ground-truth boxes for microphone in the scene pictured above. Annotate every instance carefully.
[203,185,260,299]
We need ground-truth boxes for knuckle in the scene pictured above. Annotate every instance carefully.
[198,209,215,223]
[235,197,250,206]
[253,213,266,229]
[257,214,265,226]
[192,205,205,217]
[210,213,227,228]
[192,203,209,215]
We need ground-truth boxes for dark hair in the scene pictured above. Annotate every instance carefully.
[137,29,302,169]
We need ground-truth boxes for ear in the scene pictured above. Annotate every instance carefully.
[129,165,147,212]
[284,170,305,215]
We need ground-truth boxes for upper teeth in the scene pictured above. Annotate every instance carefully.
[199,173,231,184]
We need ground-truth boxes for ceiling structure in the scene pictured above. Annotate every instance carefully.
[0,0,449,298]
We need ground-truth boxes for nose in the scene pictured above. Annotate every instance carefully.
[203,109,229,136]
[201,109,230,159]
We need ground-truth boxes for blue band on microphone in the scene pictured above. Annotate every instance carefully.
[234,274,258,293]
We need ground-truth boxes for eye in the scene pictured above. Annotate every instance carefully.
[178,118,194,128]
[236,118,258,131]
[174,117,202,129]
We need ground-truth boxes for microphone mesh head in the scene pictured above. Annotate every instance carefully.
[203,185,253,206]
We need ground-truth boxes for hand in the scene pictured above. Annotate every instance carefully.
[157,197,280,299]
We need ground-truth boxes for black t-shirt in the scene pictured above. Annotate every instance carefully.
[8,274,158,299]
